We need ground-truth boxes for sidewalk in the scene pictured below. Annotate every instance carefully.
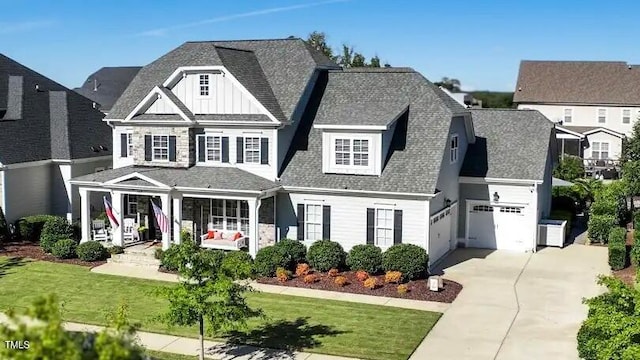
[91,263,450,313]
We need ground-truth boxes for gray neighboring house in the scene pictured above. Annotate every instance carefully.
[74,66,141,114]
[69,38,554,265]
[0,54,112,223]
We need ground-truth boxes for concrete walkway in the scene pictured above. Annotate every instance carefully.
[410,244,609,360]
[91,263,450,313]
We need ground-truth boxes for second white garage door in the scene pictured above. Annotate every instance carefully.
[467,204,529,251]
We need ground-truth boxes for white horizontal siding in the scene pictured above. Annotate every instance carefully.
[277,192,429,252]
[584,131,623,161]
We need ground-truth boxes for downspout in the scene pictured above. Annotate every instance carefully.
[532,183,539,253]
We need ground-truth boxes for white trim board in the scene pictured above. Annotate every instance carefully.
[124,86,193,122]
[459,176,542,185]
[282,186,435,199]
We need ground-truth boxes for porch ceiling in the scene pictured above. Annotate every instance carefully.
[70,166,280,193]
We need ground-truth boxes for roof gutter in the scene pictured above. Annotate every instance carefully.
[282,186,436,199]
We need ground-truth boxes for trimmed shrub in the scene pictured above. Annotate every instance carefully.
[553,155,584,182]
[588,215,617,243]
[306,240,346,272]
[0,206,9,243]
[76,241,107,262]
[276,267,290,282]
[221,251,254,280]
[200,249,225,273]
[108,246,125,255]
[51,239,77,259]
[363,277,379,290]
[274,239,307,270]
[383,244,429,281]
[346,244,383,274]
[608,242,626,270]
[40,216,74,253]
[397,284,409,294]
[355,270,369,281]
[384,271,403,284]
[303,274,319,284]
[327,268,339,277]
[334,276,348,287]
[631,241,640,268]
[160,244,181,271]
[295,263,310,277]
[254,246,287,277]
[15,215,55,242]
[608,227,627,246]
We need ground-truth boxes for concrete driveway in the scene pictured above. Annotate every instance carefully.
[411,244,609,360]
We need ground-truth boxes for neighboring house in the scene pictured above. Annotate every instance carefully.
[514,60,640,163]
[69,38,554,266]
[74,66,141,114]
[0,54,112,223]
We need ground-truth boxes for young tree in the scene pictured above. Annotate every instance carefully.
[368,55,381,67]
[351,53,366,67]
[156,241,261,360]
[306,31,333,59]
[553,155,585,181]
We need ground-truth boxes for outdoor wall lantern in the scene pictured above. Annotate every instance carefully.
[493,192,500,202]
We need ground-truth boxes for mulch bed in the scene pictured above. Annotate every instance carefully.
[0,242,107,268]
[257,270,463,303]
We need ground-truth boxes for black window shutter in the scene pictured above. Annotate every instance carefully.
[236,137,244,164]
[169,136,177,162]
[123,195,129,216]
[366,208,375,245]
[144,135,152,161]
[260,138,269,164]
[222,137,229,163]
[198,136,205,162]
[394,210,403,244]
[296,204,305,241]
[120,133,128,158]
[322,205,331,240]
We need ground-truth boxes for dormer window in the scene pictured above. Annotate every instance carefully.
[334,138,369,166]
[199,74,210,96]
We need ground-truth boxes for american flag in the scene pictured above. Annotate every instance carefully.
[151,200,169,234]
[103,196,119,228]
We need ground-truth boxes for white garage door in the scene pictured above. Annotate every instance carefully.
[467,204,528,250]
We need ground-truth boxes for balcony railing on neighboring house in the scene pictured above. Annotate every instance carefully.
[584,158,620,180]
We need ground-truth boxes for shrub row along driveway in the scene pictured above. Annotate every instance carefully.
[412,244,609,360]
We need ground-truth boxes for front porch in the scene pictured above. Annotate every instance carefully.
[69,167,281,256]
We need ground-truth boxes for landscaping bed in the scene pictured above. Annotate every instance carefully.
[257,270,462,303]
[0,242,106,268]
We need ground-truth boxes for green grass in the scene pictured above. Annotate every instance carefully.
[0,257,440,360]
[146,350,198,360]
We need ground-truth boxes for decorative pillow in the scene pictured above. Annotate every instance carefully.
[207,230,215,239]
[233,232,243,241]
[214,231,224,240]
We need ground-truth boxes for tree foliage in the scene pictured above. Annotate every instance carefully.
[470,91,514,108]
[306,31,333,59]
[0,206,9,243]
[577,276,640,360]
[433,77,462,92]
[553,155,585,182]
[305,31,384,68]
[155,241,261,360]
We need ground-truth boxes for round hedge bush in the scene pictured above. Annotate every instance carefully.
[274,238,307,269]
[346,244,383,274]
[221,251,254,279]
[51,239,78,259]
[382,244,428,281]
[76,241,107,262]
[306,240,346,272]
[254,246,288,277]
[40,216,75,253]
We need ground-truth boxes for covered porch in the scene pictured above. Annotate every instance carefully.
[69,166,281,256]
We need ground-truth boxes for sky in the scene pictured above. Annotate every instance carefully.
[2,0,640,92]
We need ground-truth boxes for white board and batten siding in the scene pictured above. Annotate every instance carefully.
[277,192,429,252]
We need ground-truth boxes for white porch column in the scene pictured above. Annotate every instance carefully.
[173,194,183,245]
[161,193,172,250]
[79,188,91,243]
[248,198,258,257]
[111,191,124,247]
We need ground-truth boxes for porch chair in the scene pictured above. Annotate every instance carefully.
[199,222,247,250]
[122,218,139,245]
[91,220,110,242]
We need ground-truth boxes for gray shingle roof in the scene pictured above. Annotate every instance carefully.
[514,60,640,105]
[279,68,470,194]
[107,38,338,123]
[562,125,625,137]
[73,66,141,112]
[157,86,194,120]
[0,54,111,165]
[461,109,554,181]
[71,166,279,192]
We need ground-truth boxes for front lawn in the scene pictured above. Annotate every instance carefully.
[0,257,440,360]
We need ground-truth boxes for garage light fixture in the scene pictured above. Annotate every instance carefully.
[493,192,500,202]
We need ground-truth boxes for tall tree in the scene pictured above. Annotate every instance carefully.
[621,120,640,162]
[336,44,355,68]
[434,77,462,92]
[306,31,333,59]
[156,241,260,360]
[369,55,381,68]
[352,53,366,67]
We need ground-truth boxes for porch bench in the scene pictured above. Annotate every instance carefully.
[199,231,247,251]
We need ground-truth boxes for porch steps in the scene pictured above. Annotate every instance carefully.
[107,245,161,268]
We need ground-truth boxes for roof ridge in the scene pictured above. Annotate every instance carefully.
[187,37,302,44]
[329,67,416,73]
[520,60,628,64]
[213,45,254,53]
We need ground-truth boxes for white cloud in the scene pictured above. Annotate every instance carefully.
[136,0,351,37]
[0,20,55,34]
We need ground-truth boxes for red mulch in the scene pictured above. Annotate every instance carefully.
[0,242,107,268]
[257,270,462,303]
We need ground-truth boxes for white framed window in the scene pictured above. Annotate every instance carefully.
[304,204,323,241]
[473,205,494,212]
[126,194,138,216]
[450,134,459,163]
[563,108,573,123]
[199,74,210,96]
[375,208,394,247]
[334,138,369,167]
[244,137,261,164]
[591,142,609,159]
[208,199,249,233]
[623,109,632,124]
[126,133,134,157]
[499,206,522,214]
[597,108,607,123]
[205,136,221,162]
[152,135,169,161]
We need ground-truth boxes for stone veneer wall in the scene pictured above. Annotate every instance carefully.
[259,196,275,248]
[132,126,190,168]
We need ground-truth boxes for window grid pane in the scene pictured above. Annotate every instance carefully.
[335,139,351,165]
[152,135,169,161]
[199,74,209,96]
[375,209,393,246]
[206,136,221,162]
[305,204,323,241]
[623,109,631,124]
[244,137,261,163]
[353,139,369,166]
[127,133,134,156]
